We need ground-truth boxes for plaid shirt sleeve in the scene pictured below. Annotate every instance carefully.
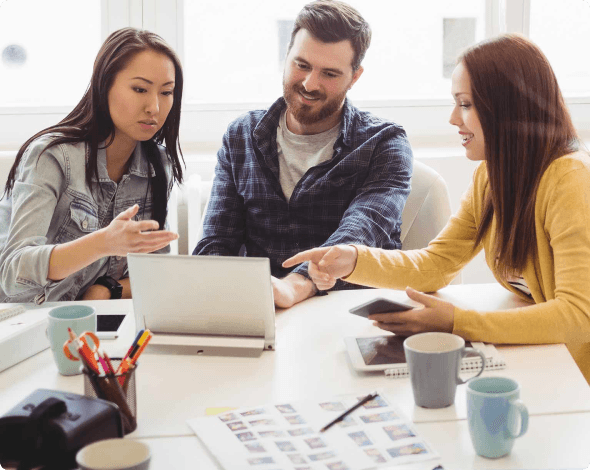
[192,131,246,256]
[290,131,413,290]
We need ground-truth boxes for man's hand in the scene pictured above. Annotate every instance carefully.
[368,287,455,336]
[282,245,358,291]
[271,273,317,309]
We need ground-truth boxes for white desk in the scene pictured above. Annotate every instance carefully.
[1,284,590,469]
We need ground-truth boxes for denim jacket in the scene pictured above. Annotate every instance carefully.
[0,135,172,304]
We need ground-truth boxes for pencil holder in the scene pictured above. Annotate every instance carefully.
[83,358,137,434]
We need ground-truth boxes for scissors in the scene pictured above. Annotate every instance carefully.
[63,330,101,373]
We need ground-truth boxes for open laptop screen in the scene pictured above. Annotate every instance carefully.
[127,254,275,349]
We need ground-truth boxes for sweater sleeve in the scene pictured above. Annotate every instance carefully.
[345,168,484,292]
[452,166,590,347]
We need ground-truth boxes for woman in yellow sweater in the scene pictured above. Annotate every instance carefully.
[284,34,590,383]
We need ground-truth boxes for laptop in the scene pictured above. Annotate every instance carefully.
[127,254,276,357]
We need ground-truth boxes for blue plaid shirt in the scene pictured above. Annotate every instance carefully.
[193,97,413,290]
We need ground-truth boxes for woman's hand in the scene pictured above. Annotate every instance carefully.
[100,204,178,257]
[369,287,455,335]
[283,245,358,291]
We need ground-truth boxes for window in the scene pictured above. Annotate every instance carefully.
[529,0,590,96]
[0,0,101,106]
[1,0,589,148]
[183,0,486,104]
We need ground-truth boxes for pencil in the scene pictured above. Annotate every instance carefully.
[319,392,378,433]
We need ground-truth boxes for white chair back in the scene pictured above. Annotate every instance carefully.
[400,160,452,249]
[401,160,460,283]
[0,151,17,195]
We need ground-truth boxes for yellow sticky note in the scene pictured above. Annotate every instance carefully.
[206,407,237,416]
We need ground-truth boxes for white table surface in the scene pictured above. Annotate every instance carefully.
[136,412,590,470]
[1,283,589,469]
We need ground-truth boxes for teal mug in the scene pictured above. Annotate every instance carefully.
[466,377,529,458]
[46,305,96,376]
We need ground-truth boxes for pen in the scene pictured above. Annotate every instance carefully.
[129,331,152,366]
[319,392,378,433]
[121,329,144,364]
[97,353,110,375]
[128,330,150,360]
[118,330,152,385]
[102,350,116,375]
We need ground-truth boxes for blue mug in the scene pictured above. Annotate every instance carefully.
[46,305,96,376]
[466,377,529,458]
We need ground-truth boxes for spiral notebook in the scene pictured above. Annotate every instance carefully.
[344,335,506,378]
[0,305,26,322]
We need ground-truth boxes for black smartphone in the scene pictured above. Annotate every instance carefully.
[349,297,414,318]
[96,314,126,339]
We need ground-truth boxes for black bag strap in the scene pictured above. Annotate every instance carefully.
[17,398,67,470]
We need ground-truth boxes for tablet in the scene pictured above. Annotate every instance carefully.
[344,335,488,372]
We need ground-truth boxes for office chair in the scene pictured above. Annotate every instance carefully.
[0,151,16,195]
[185,174,212,254]
[400,160,452,249]
[401,159,460,283]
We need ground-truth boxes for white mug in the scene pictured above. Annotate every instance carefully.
[76,438,151,470]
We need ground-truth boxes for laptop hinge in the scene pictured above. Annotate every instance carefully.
[149,333,266,358]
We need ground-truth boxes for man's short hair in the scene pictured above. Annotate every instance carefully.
[288,0,371,71]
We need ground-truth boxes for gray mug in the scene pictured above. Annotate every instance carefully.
[46,305,96,376]
[403,332,486,408]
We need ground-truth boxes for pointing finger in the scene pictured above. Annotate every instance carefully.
[283,247,331,268]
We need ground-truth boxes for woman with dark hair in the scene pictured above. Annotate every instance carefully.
[0,27,184,303]
[284,34,590,383]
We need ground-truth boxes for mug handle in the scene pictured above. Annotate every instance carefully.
[456,347,486,384]
[507,398,529,438]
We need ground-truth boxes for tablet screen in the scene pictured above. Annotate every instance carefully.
[356,336,474,366]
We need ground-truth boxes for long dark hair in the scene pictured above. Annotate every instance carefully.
[3,27,184,229]
[460,34,579,277]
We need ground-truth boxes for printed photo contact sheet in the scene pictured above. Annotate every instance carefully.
[188,392,438,469]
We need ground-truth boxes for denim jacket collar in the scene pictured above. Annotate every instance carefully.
[92,142,155,183]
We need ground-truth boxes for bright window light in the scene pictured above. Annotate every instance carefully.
[183,0,486,104]
[0,0,101,106]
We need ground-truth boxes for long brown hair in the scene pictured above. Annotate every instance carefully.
[461,34,579,276]
[2,27,184,229]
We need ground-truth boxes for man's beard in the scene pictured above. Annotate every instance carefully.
[283,82,347,126]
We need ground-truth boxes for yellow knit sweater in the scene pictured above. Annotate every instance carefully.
[347,153,590,383]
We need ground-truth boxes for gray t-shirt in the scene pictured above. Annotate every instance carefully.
[276,111,340,201]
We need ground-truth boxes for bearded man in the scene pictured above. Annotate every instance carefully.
[193,0,413,308]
